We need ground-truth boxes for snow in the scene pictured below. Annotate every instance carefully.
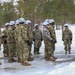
[0,25,75,75]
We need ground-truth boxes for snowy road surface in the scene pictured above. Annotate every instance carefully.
[0,25,75,75]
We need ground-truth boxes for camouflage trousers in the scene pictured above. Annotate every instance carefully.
[15,42,20,58]
[44,40,53,59]
[34,40,41,54]
[18,42,29,62]
[3,40,8,55]
[8,42,16,60]
[51,42,55,55]
[64,39,72,51]
[3,43,8,55]
[29,43,32,57]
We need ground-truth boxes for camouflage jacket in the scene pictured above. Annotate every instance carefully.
[49,25,56,41]
[7,26,15,43]
[33,28,42,40]
[1,28,8,40]
[62,29,72,40]
[15,24,28,44]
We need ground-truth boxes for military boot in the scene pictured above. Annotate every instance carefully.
[21,62,31,66]
[4,53,8,57]
[52,56,57,59]
[27,57,34,61]
[49,56,56,61]
[8,59,17,63]
[69,50,71,54]
[65,51,67,54]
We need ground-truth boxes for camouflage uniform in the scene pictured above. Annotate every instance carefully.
[15,24,29,62]
[14,25,20,62]
[33,28,42,54]
[7,26,16,61]
[27,26,33,56]
[43,27,53,60]
[2,28,8,56]
[62,29,72,54]
[49,25,57,55]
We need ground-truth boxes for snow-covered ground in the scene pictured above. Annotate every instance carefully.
[0,25,75,75]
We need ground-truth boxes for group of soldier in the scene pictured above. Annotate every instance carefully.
[0,18,73,66]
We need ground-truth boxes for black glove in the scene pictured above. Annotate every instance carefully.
[62,38,64,41]
[4,40,7,44]
[33,39,35,41]
[50,39,57,43]
[70,38,72,41]
[2,36,7,38]
[53,39,57,43]
[41,38,43,41]
[25,40,31,46]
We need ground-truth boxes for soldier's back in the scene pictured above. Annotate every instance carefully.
[33,29,42,40]
[49,25,56,40]
[7,27,15,43]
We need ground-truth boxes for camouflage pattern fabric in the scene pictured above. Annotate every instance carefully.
[27,26,33,56]
[48,25,57,55]
[62,29,72,51]
[33,29,42,54]
[7,26,16,60]
[43,27,53,58]
[44,41,53,59]
[2,29,8,55]
[33,29,42,48]
[15,24,29,62]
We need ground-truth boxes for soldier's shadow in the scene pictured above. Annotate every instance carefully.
[55,57,75,63]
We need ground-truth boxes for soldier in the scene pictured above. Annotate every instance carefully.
[48,19,57,60]
[15,19,21,62]
[62,24,72,54]
[2,23,9,57]
[0,28,2,65]
[33,24,42,55]
[25,20,34,61]
[43,22,56,61]
[16,18,31,66]
[7,21,16,62]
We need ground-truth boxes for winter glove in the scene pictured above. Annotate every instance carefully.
[62,38,64,41]
[4,40,7,44]
[41,38,43,41]
[50,39,57,43]
[53,39,57,43]
[33,39,35,41]
[70,38,72,41]
[2,36,7,38]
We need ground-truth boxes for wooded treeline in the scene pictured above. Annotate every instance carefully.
[0,0,75,26]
